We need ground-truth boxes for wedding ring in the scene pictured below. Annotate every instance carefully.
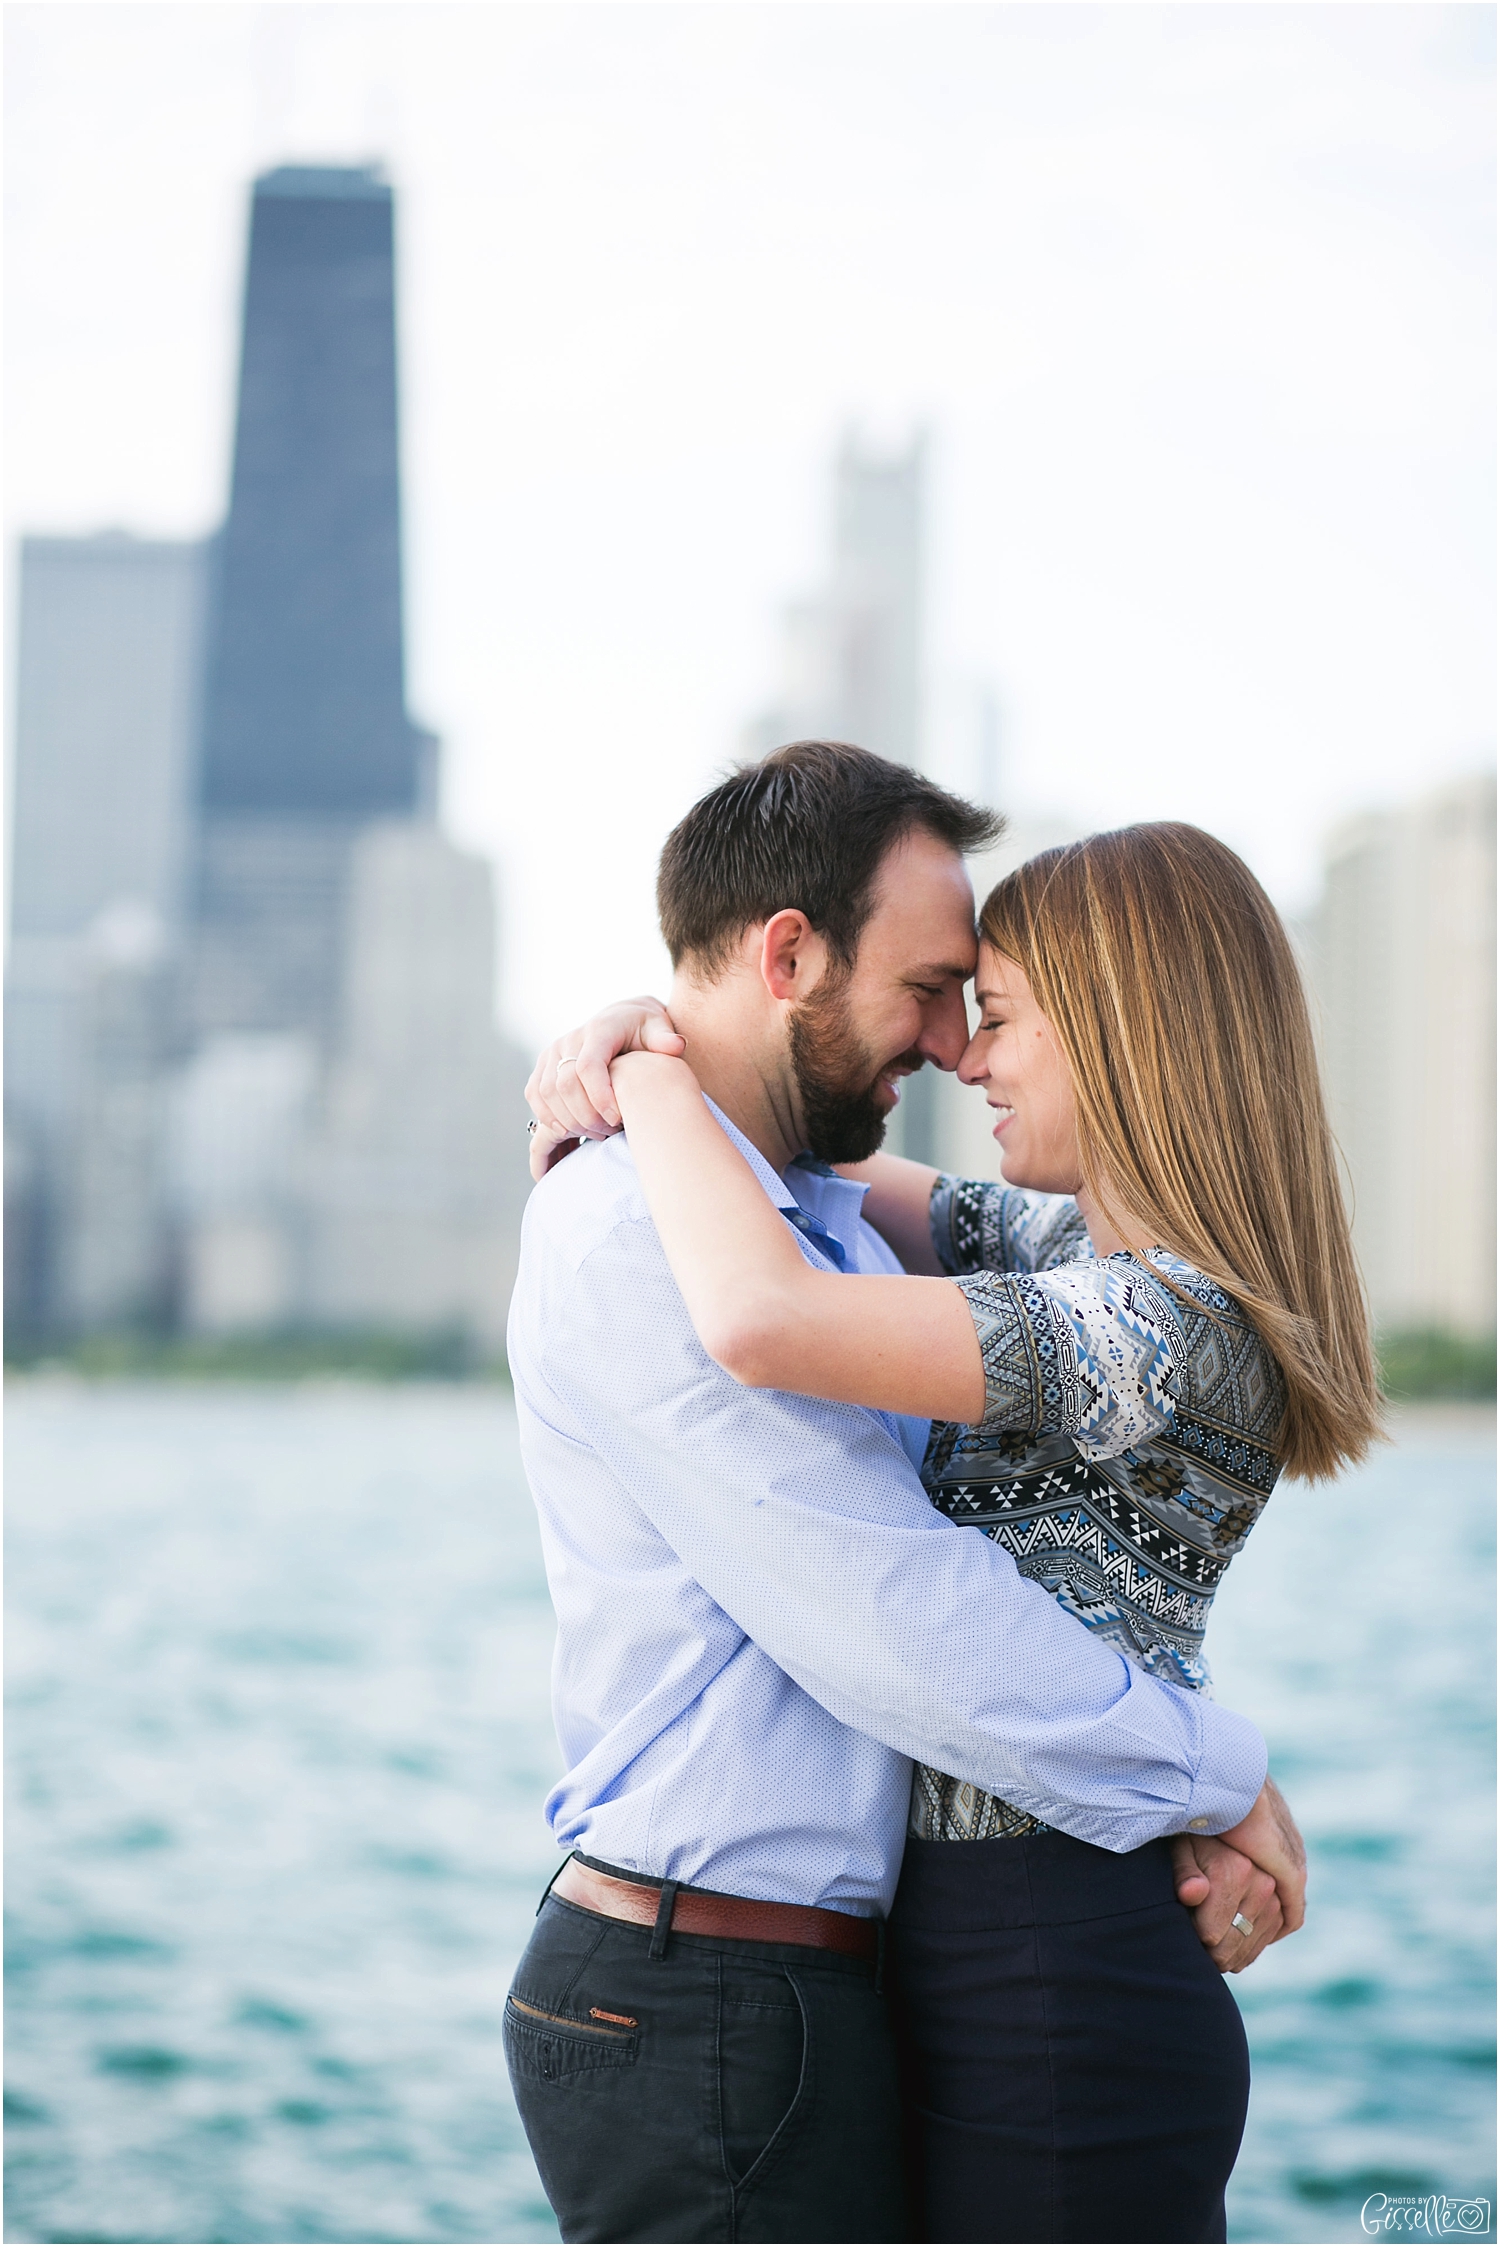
[1231,1912,1255,1937]
[558,1055,580,1066]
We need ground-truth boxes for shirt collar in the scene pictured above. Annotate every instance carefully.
[703,1096,803,1211]
[703,1097,870,1264]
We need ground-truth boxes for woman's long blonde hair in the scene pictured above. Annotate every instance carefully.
[980,823,1381,1481]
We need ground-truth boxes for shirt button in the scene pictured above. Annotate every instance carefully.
[1188,1817,1210,1831]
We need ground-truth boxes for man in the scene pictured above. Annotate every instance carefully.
[506,741,1302,2244]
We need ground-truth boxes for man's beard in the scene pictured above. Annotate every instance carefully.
[788,971,925,1164]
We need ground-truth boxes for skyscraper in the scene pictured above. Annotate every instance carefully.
[5,533,207,1332]
[827,431,924,767]
[172,162,528,1339]
[750,431,926,766]
[200,166,422,819]
[300,825,528,1351]
[8,533,207,946]
[191,165,433,1045]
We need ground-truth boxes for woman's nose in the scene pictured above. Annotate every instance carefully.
[957,1037,988,1087]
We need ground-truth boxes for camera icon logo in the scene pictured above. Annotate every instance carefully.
[1440,2206,1494,2237]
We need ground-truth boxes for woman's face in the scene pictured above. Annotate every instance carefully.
[959,945,1083,1194]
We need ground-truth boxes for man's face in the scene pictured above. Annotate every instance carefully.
[788,828,978,1162]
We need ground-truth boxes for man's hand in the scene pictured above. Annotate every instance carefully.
[526,998,685,1181]
[1173,1774,1307,1974]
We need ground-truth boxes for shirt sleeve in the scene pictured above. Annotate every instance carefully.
[929,1174,1092,1275]
[538,1214,1263,1851]
[952,1255,1186,1461]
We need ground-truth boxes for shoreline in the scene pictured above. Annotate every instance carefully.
[1380,1399,1497,1439]
[5,1370,1494,1442]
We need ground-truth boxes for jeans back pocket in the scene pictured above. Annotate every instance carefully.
[504,1993,641,2084]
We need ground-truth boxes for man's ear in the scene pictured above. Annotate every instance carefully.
[757,909,822,1003]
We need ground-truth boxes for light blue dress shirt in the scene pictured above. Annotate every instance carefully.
[507,1101,1267,1917]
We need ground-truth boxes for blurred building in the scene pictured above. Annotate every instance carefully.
[5,533,207,1330]
[749,431,925,768]
[1310,770,1496,1341]
[300,825,525,1353]
[8,534,207,944]
[5,164,529,1358]
[166,1031,319,1333]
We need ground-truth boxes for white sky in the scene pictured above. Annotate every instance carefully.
[6,2,1494,1042]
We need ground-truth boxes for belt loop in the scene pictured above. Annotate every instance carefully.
[648,1879,680,1961]
[874,1917,887,1997]
[536,1852,573,1917]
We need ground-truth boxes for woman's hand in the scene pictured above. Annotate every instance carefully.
[526,997,685,1181]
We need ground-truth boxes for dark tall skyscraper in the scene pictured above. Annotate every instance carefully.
[190,165,433,1041]
[201,165,423,817]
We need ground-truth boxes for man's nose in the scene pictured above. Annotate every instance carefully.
[917,988,971,1071]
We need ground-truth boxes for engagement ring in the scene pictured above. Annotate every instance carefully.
[527,1119,539,1138]
[1231,1912,1255,1937]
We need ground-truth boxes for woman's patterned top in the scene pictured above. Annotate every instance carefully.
[910,1174,1285,1844]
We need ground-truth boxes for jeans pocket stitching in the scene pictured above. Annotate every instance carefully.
[729,1967,815,2206]
[542,1912,611,2013]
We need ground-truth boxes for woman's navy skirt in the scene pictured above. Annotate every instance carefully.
[889,1829,1251,2244]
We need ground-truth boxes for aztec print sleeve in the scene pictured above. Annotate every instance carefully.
[951,1254,1186,1462]
[929,1172,1091,1277]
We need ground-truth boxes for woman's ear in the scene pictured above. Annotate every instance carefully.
[758,909,822,1003]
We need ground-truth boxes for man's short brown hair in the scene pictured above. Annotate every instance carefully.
[657,740,1002,976]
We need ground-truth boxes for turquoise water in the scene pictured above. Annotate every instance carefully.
[5,1383,1493,2244]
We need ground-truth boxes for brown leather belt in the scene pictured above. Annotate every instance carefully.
[553,1856,880,1961]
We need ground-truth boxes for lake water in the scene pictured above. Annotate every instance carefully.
[5,1382,1494,2245]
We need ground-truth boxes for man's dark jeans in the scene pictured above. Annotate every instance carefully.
[504,1884,911,2243]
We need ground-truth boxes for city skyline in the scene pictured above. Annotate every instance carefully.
[5,163,531,1350]
[6,4,1493,1044]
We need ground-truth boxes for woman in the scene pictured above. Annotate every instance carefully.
[528,823,1381,2244]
